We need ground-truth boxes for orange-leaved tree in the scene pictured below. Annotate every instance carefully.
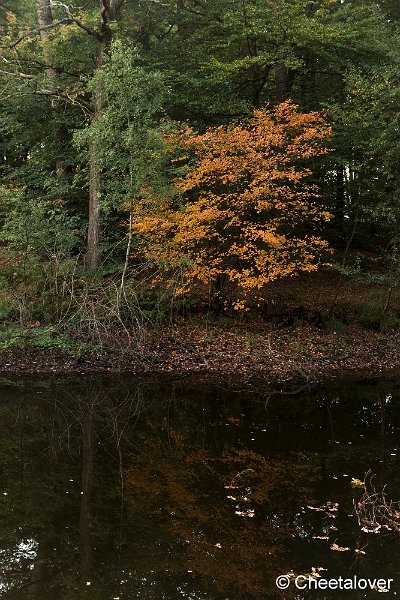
[132,101,332,307]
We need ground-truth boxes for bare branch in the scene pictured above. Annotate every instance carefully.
[35,88,92,112]
[50,1,102,37]
[0,68,92,113]
[0,68,36,79]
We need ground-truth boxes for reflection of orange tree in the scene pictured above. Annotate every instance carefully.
[133,101,331,307]
[124,425,320,599]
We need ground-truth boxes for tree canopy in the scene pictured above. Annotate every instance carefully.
[0,0,399,320]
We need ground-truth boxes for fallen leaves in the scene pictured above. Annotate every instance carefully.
[330,543,350,552]
[6,310,400,389]
[372,583,390,593]
[234,509,255,518]
[307,501,338,518]
[311,566,327,578]
[307,504,325,512]
[351,478,365,489]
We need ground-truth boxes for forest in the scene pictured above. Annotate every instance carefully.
[2,6,400,595]
[0,0,400,377]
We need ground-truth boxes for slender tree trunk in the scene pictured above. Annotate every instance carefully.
[87,36,106,270]
[335,164,345,228]
[35,0,67,177]
[87,143,102,270]
[275,63,287,102]
[86,0,124,269]
[275,62,296,102]
[35,0,55,75]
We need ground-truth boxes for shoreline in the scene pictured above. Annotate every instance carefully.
[1,322,399,386]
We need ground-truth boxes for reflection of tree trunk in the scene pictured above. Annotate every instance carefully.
[379,395,386,476]
[205,398,225,454]
[325,398,335,444]
[80,405,96,581]
[27,539,51,599]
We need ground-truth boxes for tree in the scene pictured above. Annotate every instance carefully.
[0,0,125,269]
[133,101,332,307]
[86,0,125,269]
[328,35,400,300]
[74,40,167,282]
[76,41,166,217]
[0,0,398,324]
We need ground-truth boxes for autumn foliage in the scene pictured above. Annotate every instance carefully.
[133,101,332,306]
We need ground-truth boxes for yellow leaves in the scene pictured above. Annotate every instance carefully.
[131,102,332,306]
[351,478,365,489]
[233,300,249,311]
[330,543,350,552]
[65,83,85,102]
[5,11,17,24]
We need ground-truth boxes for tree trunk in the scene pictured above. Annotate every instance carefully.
[86,0,124,269]
[275,62,296,102]
[27,538,51,599]
[87,36,106,270]
[35,0,67,177]
[275,63,287,102]
[35,0,54,69]
[335,164,345,228]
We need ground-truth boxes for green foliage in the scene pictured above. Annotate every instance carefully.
[74,40,169,211]
[322,299,400,332]
[0,325,91,355]
[0,0,399,331]
[0,186,81,258]
[0,186,83,324]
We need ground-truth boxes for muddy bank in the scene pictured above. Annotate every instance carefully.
[0,321,399,386]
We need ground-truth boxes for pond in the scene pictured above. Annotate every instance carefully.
[0,376,399,599]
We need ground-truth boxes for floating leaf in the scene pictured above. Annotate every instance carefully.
[235,509,255,517]
[351,478,365,489]
[372,583,389,593]
[330,543,350,552]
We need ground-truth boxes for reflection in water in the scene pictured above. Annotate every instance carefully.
[0,376,399,599]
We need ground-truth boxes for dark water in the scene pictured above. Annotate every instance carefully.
[0,376,400,599]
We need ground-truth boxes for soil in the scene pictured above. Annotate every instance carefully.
[1,319,400,387]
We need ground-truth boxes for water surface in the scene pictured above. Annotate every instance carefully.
[0,376,399,599]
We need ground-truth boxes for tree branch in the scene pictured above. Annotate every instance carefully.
[36,88,92,112]
[50,1,103,37]
[0,67,36,79]
[0,67,92,113]
[0,17,101,50]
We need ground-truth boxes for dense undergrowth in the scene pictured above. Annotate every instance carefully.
[1,260,399,358]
